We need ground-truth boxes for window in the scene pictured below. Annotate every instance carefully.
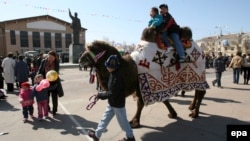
[10,30,16,45]
[32,32,40,47]
[44,32,51,48]
[65,34,72,48]
[20,31,28,47]
[55,33,62,48]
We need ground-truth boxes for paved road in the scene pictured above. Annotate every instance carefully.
[0,68,249,141]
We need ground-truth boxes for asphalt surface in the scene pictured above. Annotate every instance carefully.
[0,67,250,141]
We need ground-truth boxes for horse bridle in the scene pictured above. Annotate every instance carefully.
[87,50,106,65]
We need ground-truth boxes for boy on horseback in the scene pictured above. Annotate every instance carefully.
[159,4,186,62]
[148,7,163,29]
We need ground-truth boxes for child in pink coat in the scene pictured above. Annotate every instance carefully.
[19,82,34,122]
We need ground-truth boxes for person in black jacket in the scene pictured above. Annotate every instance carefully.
[212,52,225,88]
[37,50,64,116]
[88,55,135,141]
[159,4,185,62]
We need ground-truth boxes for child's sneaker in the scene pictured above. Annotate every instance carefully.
[38,117,43,121]
[164,47,173,54]
[23,118,28,123]
[179,56,186,63]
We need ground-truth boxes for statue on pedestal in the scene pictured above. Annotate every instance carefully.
[69,9,81,45]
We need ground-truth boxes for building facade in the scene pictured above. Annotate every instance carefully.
[0,15,87,56]
[196,32,250,56]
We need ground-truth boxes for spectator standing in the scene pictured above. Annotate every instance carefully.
[35,53,44,72]
[37,50,64,115]
[15,55,29,88]
[242,54,250,84]
[228,51,243,84]
[24,55,32,71]
[212,52,225,88]
[1,52,16,92]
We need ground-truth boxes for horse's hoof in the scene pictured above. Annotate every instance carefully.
[189,112,199,118]
[168,113,177,118]
[129,120,141,128]
[181,91,185,97]
[188,105,195,110]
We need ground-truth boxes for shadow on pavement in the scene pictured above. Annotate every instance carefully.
[222,86,250,91]
[0,99,20,111]
[170,95,241,106]
[139,113,249,141]
[26,114,98,136]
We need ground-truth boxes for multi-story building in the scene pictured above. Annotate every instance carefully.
[196,32,250,56]
[0,15,87,56]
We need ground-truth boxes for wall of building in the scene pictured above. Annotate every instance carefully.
[197,33,250,56]
[0,15,86,56]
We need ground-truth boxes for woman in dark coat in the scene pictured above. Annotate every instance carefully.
[37,50,64,115]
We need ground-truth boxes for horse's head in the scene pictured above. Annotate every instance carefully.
[79,41,121,67]
[78,49,95,68]
[79,40,122,90]
[141,27,157,42]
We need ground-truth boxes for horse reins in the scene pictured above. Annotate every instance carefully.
[86,50,106,110]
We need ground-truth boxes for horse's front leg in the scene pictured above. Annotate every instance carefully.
[163,99,177,118]
[130,89,144,128]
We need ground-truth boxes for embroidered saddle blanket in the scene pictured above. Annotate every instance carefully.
[131,40,209,106]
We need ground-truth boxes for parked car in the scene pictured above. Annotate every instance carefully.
[24,51,39,57]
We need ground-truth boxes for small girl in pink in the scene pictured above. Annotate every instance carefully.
[19,82,34,122]
[31,74,56,120]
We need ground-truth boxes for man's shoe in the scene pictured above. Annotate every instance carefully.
[88,130,99,141]
[119,137,136,141]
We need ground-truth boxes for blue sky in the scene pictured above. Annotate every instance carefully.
[1,0,250,44]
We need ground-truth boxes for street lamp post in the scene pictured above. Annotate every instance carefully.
[215,25,227,36]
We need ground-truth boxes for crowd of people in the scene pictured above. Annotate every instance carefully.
[211,51,250,88]
[1,51,64,122]
[1,50,134,140]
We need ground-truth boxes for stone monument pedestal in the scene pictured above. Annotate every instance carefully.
[69,44,84,64]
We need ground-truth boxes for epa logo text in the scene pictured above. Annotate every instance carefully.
[227,125,250,141]
[231,131,247,138]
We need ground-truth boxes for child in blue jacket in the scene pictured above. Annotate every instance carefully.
[148,7,163,28]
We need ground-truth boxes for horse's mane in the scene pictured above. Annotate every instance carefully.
[87,40,122,59]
